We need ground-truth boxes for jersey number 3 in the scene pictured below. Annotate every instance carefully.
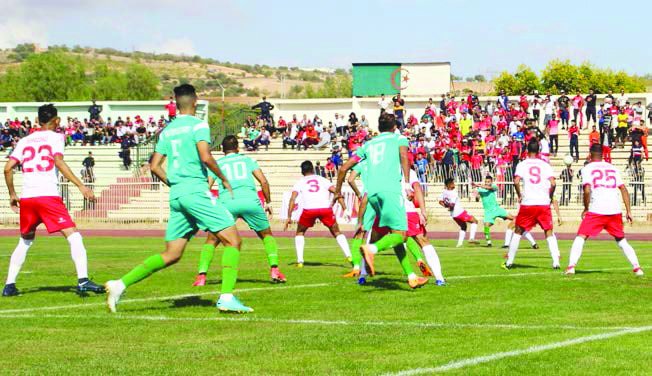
[306,179,320,193]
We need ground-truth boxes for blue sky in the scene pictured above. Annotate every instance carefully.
[3,0,651,78]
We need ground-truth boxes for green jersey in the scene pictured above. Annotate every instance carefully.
[155,115,211,200]
[210,153,260,199]
[354,132,408,196]
[352,159,368,194]
[478,184,500,211]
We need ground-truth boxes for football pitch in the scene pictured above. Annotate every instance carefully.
[0,235,650,375]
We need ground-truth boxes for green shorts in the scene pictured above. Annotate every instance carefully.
[367,191,407,231]
[361,199,376,232]
[484,206,509,225]
[166,192,235,241]
[220,196,270,232]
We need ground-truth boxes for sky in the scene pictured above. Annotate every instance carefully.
[2,0,651,78]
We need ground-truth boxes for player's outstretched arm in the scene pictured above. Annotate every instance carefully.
[253,169,272,214]
[54,155,95,201]
[3,159,19,211]
[329,186,346,211]
[196,141,232,196]
[150,152,169,186]
[336,158,357,196]
[619,185,633,224]
[347,170,361,199]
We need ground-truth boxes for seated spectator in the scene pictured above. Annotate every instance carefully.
[283,122,298,149]
[243,124,261,151]
[314,129,331,149]
[256,127,271,151]
[301,125,320,150]
[275,116,287,137]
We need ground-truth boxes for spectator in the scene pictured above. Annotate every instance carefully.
[325,157,336,181]
[275,116,287,137]
[315,161,326,178]
[88,100,102,122]
[251,96,274,123]
[283,122,298,149]
[301,125,320,150]
[560,165,573,206]
[82,151,95,182]
[243,124,261,151]
[314,128,331,149]
[568,120,580,162]
[557,90,570,129]
[589,125,600,146]
[630,139,643,169]
[334,113,347,136]
[543,95,555,126]
[359,114,369,128]
[584,89,597,127]
[165,97,177,120]
[120,137,133,170]
[616,109,629,148]
[256,127,271,151]
[348,112,358,128]
[378,94,392,113]
[616,89,628,108]
[392,93,405,129]
[571,91,584,127]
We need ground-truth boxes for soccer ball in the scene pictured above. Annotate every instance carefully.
[563,155,574,166]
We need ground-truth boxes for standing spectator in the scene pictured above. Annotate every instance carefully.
[165,97,177,120]
[82,151,95,183]
[392,93,405,129]
[559,165,573,206]
[531,91,542,124]
[588,125,600,146]
[616,89,628,108]
[334,113,347,136]
[519,91,529,116]
[120,137,132,170]
[568,120,580,162]
[584,89,597,127]
[251,96,274,123]
[88,100,102,122]
[315,161,326,178]
[557,90,570,129]
[378,94,392,113]
[325,158,336,181]
[348,112,358,128]
[498,90,509,111]
[616,109,629,148]
[571,91,584,127]
[439,94,447,115]
[543,94,555,126]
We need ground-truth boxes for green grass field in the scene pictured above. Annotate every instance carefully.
[0,236,650,375]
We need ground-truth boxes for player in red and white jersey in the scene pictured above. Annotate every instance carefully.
[438,178,479,247]
[503,139,561,270]
[566,144,644,276]
[285,161,351,267]
[2,104,103,297]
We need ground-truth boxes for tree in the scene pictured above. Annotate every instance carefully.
[125,64,160,100]
[8,43,36,62]
[474,74,486,82]
[17,52,90,101]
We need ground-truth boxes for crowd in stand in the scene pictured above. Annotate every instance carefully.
[242,90,649,205]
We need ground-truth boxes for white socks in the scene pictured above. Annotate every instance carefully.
[469,223,477,240]
[457,230,466,247]
[422,244,444,281]
[568,236,585,267]
[523,231,536,246]
[617,239,640,268]
[506,234,521,265]
[336,234,351,258]
[546,235,560,267]
[5,238,33,284]
[295,235,305,263]
[67,232,88,279]
[368,244,379,254]
[504,229,514,246]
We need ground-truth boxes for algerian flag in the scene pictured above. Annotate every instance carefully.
[352,63,451,97]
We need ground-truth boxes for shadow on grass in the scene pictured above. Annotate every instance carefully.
[360,277,408,291]
[20,285,76,294]
[205,278,270,285]
[169,295,215,308]
[287,261,347,268]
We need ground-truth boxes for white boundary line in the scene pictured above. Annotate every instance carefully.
[384,325,652,375]
[0,267,633,314]
[0,283,330,314]
[0,313,643,332]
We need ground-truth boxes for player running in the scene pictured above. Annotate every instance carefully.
[105,84,253,313]
[192,135,286,287]
[503,140,561,270]
[2,104,104,297]
[343,159,371,278]
[336,112,429,289]
[285,161,351,267]
[439,178,479,247]
[566,144,644,276]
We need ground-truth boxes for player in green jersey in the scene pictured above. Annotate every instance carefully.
[192,135,286,286]
[105,84,253,313]
[336,113,428,289]
[473,175,514,247]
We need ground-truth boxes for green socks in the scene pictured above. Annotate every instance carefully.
[405,237,424,262]
[198,244,216,274]
[221,246,240,294]
[484,226,491,242]
[351,238,363,268]
[263,236,279,268]
[374,233,404,252]
[121,254,166,287]
[393,244,415,276]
